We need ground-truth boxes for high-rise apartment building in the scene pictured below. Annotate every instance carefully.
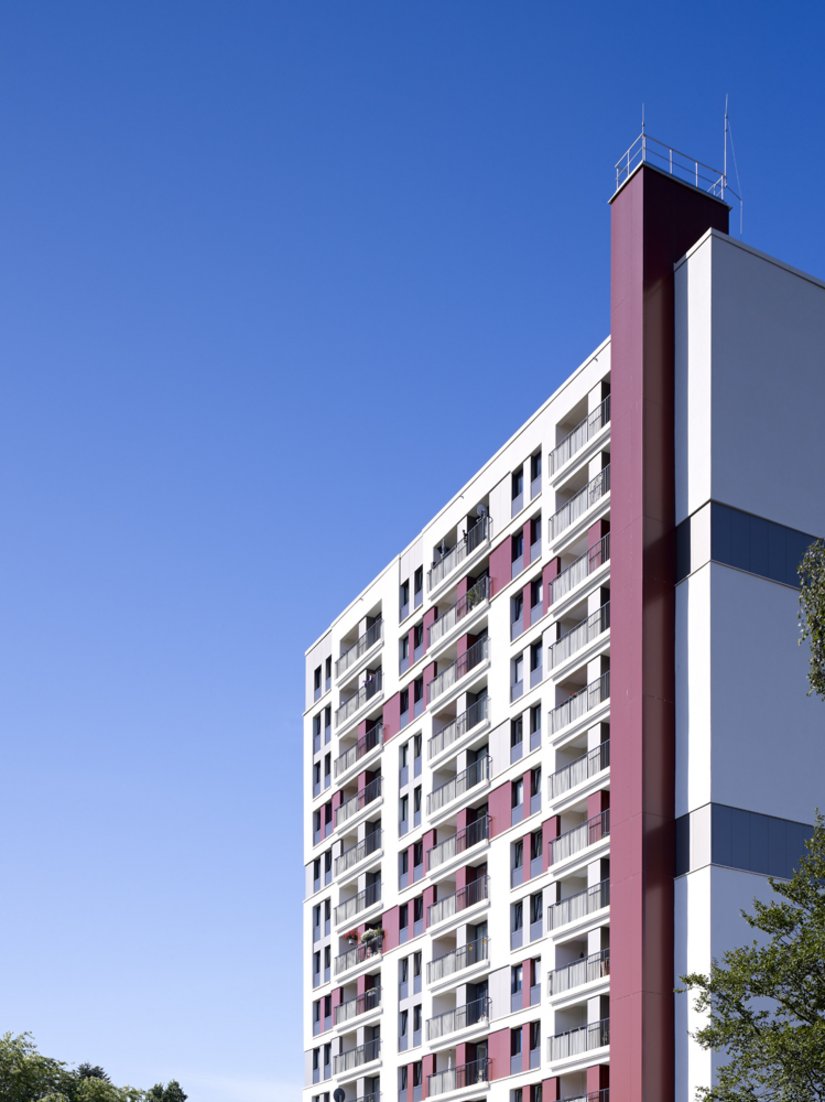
[302,136,825,1102]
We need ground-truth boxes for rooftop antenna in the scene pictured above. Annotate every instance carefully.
[641,103,647,160]
[723,94,744,236]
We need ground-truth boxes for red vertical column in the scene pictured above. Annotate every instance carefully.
[609,164,728,1102]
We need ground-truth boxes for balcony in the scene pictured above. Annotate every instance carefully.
[426,996,491,1041]
[551,809,610,865]
[549,672,610,737]
[428,875,489,927]
[427,815,490,873]
[428,515,492,592]
[551,534,610,606]
[548,949,610,996]
[549,742,610,802]
[559,1092,610,1102]
[334,723,383,780]
[548,1017,609,1061]
[429,576,491,649]
[549,465,611,543]
[429,695,489,760]
[550,395,611,476]
[428,1057,490,1097]
[428,756,491,817]
[550,604,610,669]
[334,1037,381,1075]
[429,637,489,703]
[334,986,381,1026]
[547,879,610,931]
[427,937,489,984]
[336,776,382,828]
[334,880,381,925]
[336,619,383,680]
[334,941,382,978]
[335,830,382,877]
[336,671,383,729]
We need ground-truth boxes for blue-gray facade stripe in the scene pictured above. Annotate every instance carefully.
[675,803,813,879]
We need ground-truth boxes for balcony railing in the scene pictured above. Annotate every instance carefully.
[428,1057,489,1097]
[336,671,383,728]
[334,985,381,1025]
[334,879,382,925]
[334,940,381,977]
[551,534,610,605]
[549,741,610,801]
[428,875,489,926]
[429,575,491,647]
[428,695,489,760]
[334,1036,381,1074]
[336,619,383,679]
[334,723,383,779]
[429,637,489,702]
[426,996,492,1041]
[428,515,492,591]
[549,671,610,736]
[549,1017,609,1061]
[336,776,382,828]
[427,815,490,872]
[427,937,489,983]
[550,396,611,475]
[428,755,491,817]
[551,809,610,864]
[547,879,610,930]
[550,604,610,669]
[335,830,382,877]
[549,465,611,542]
[560,1091,609,1102]
[548,948,610,995]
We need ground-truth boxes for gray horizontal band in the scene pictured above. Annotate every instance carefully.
[675,803,813,879]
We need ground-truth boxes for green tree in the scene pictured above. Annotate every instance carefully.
[144,1082,187,1102]
[798,539,825,699]
[681,813,825,1101]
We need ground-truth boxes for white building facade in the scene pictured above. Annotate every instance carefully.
[302,139,825,1102]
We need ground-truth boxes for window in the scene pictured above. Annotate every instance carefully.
[399,903,409,935]
[413,676,424,715]
[413,1003,422,1036]
[530,513,542,551]
[413,785,422,825]
[510,715,524,761]
[400,740,409,768]
[512,777,524,808]
[413,839,423,869]
[324,655,331,687]
[512,531,524,562]
[511,1027,522,1056]
[400,688,409,725]
[399,849,409,883]
[511,962,523,994]
[530,575,542,609]
[530,891,543,925]
[532,1085,543,1102]
[529,703,541,747]
[413,895,423,929]
[413,1062,422,1087]
[530,765,541,813]
[511,592,524,638]
[512,468,524,502]
[399,794,409,833]
[530,450,542,486]
[413,566,423,607]
[399,1008,409,1043]
[399,1067,408,1092]
[324,705,331,741]
[313,760,321,792]
[512,654,524,701]
[400,635,410,670]
[530,829,542,862]
[312,713,321,749]
[400,579,410,618]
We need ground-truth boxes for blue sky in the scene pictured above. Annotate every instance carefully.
[2,3,824,1100]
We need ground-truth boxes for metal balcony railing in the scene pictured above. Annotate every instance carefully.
[428,515,492,591]
[550,396,611,475]
[334,940,381,977]
[426,996,491,1041]
[548,948,610,995]
[560,1092,609,1102]
[428,755,491,816]
[334,1036,381,1074]
[427,815,490,872]
[336,619,383,679]
[335,830,382,877]
[551,809,610,864]
[427,937,489,983]
[429,575,491,647]
[429,637,489,702]
[549,1017,609,1061]
[550,603,610,669]
[334,879,381,925]
[551,534,610,605]
[549,671,610,736]
[428,695,489,760]
[334,723,383,779]
[549,465,611,542]
[549,741,610,801]
[334,985,381,1025]
[336,670,383,727]
[428,1057,489,1096]
[547,879,610,930]
[428,875,489,926]
[336,776,382,828]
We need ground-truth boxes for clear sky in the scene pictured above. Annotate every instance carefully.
[2,3,825,1100]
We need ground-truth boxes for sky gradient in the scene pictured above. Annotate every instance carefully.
[3,3,825,1100]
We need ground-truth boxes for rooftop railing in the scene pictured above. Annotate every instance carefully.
[428,755,491,817]
[549,1017,609,1062]
[336,670,382,728]
[429,575,491,647]
[548,948,610,996]
[336,776,382,828]
[428,875,489,926]
[549,671,610,736]
[550,396,611,475]
[427,815,490,872]
[550,603,610,669]
[334,723,383,780]
[428,1057,489,1096]
[428,515,492,591]
[429,637,489,702]
[549,741,610,801]
[549,465,610,542]
[428,694,489,760]
[426,996,491,1041]
[427,937,489,983]
[551,534,610,605]
[551,809,610,864]
[336,619,383,679]
[547,878,610,930]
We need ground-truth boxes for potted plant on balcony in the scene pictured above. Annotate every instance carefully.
[344,929,359,947]
[360,927,384,955]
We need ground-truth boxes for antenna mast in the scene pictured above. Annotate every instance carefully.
[723,94,729,200]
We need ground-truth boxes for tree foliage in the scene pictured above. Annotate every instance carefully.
[681,813,825,1101]
[798,540,825,699]
[0,1035,184,1102]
